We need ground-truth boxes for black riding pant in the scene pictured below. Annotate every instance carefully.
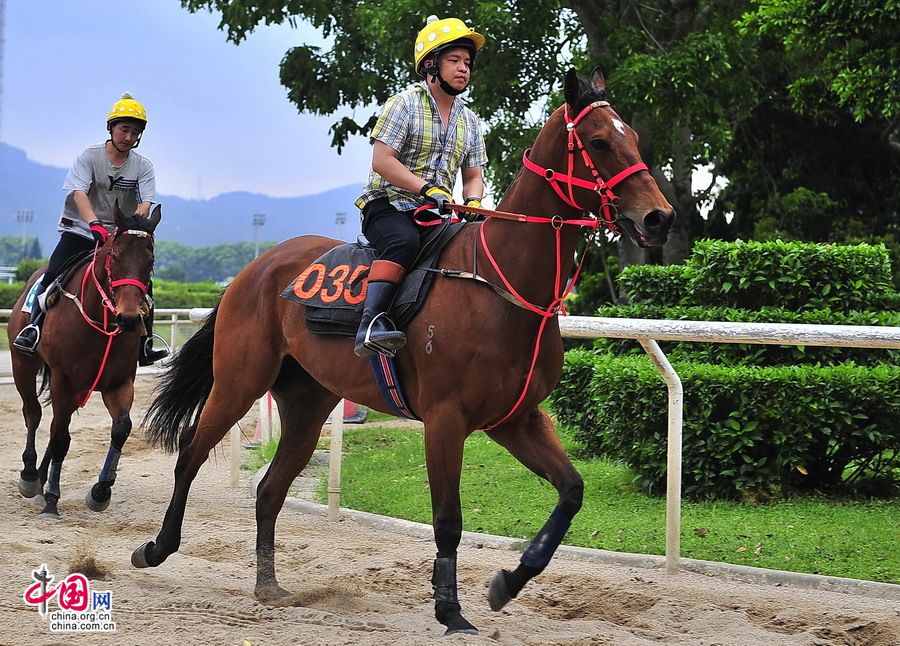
[361,198,421,272]
[42,232,94,287]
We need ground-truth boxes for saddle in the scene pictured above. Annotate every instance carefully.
[44,250,96,310]
[22,250,94,314]
[282,220,466,336]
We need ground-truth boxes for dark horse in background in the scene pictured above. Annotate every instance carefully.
[8,205,161,519]
[134,69,674,635]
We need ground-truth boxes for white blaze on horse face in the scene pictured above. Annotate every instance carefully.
[612,118,626,136]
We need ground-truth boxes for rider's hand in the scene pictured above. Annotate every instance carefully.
[419,182,453,214]
[88,220,109,245]
[463,197,484,222]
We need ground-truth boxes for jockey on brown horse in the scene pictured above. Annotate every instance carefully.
[353,15,486,358]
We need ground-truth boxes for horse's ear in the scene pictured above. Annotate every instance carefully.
[563,68,580,109]
[589,67,606,93]
[113,200,125,229]
[148,203,162,231]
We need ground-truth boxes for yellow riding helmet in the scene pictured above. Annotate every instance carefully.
[414,15,485,76]
[107,92,148,127]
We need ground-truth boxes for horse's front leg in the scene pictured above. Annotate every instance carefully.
[484,408,584,611]
[39,389,77,519]
[423,411,478,636]
[15,366,44,498]
[86,382,135,511]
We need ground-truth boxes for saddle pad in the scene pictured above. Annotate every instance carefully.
[21,274,45,315]
[281,222,464,336]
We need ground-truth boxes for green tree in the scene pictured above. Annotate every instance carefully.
[180,1,899,274]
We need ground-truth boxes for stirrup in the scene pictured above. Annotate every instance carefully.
[13,324,40,355]
[362,314,406,357]
[139,335,170,366]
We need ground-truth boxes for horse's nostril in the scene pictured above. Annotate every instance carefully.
[645,210,663,230]
[645,209,675,233]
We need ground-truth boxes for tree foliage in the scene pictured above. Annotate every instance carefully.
[181,0,899,272]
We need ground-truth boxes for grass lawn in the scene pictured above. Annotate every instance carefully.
[265,423,899,585]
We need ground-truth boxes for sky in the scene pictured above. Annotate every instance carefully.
[2,1,374,200]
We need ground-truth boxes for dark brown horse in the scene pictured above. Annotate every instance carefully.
[8,205,161,518]
[133,69,674,634]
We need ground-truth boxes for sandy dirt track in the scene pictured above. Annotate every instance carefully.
[0,375,898,646]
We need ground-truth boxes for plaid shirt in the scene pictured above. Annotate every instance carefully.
[355,82,487,212]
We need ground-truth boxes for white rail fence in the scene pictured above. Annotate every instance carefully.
[6,306,898,575]
[185,309,900,575]
[0,308,198,355]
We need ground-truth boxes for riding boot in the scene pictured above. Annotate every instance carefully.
[12,283,47,355]
[139,297,168,366]
[354,259,407,358]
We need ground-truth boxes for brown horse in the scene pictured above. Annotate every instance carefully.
[8,205,161,518]
[133,69,674,635]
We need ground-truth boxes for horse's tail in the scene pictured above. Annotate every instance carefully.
[143,305,219,453]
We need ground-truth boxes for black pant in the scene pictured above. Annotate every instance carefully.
[42,232,95,288]
[361,198,421,271]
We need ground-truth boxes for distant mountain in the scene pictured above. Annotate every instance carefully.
[0,142,365,253]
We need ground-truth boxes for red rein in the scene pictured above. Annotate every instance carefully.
[76,229,151,407]
[462,101,650,430]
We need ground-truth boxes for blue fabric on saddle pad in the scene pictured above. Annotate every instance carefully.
[281,222,465,336]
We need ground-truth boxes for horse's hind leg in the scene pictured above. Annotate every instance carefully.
[86,383,135,511]
[132,379,268,569]
[255,366,338,601]
[484,408,584,611]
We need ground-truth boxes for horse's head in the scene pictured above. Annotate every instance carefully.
[552,67,675,247]
[98,203,161,332]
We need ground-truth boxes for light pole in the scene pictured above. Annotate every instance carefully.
[17,209,34,258]
[253,213,266,258]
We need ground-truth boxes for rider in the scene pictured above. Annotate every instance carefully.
[353,15,487,358]
[13,92,168,366]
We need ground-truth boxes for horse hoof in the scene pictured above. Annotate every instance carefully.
[85,488,111,512]
[38,510,61,521]
[255,583,292,603]
[18,478,43,498]
[488,569,513,611]
[445,627,479,636]
[131,541,154,568]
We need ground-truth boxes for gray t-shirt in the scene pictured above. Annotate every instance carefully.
[58,143,156,240]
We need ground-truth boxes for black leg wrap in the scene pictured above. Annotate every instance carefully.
[432,555,460,605]
[432,556,477,635]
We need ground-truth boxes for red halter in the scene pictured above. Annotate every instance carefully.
[521,100,649,234]
[75,228,153,407]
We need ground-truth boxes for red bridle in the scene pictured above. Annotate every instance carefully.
[521,100,649,234]
[73,227,153,407]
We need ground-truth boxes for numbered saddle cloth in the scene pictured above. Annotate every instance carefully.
[282,222,465,336]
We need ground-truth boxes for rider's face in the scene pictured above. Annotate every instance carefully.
[437,47,471,92]
[110,121,144,150]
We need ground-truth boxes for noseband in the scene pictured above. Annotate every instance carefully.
[522,100,649,234]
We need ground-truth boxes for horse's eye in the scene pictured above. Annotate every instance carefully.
[590,138,607,151]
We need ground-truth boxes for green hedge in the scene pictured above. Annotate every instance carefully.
[592,304,900,365]
[618,240,895,312]
[551,350,900,500]
[152,280,222,308]
[616,264,691,307]
[686,239,893,311]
